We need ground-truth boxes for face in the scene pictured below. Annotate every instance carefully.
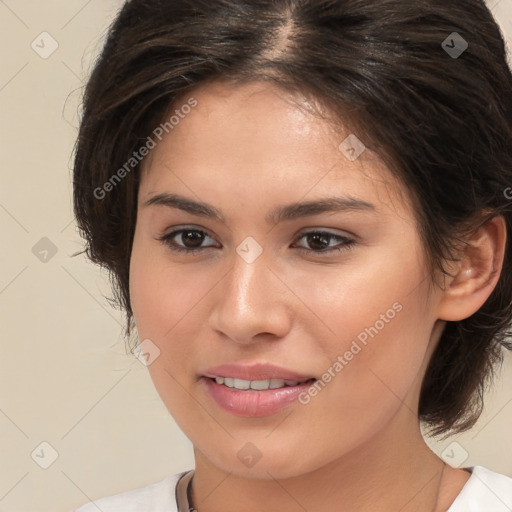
[129,80,444,479]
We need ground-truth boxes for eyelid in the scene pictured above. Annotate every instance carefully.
[157,225,215,239]
[295,226,356,240]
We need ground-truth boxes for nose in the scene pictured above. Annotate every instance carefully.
[208,243,293,345]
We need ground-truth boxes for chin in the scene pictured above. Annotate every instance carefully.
[198,441,322,480]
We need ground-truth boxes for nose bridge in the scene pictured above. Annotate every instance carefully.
[210,238,291,342]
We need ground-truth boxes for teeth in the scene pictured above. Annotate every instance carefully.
[214,377,305,390]
[255,379,279,390]
[234,378,251,390]
[269,379,287,389]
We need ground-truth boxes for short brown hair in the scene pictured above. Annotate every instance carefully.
[73,0,512,437]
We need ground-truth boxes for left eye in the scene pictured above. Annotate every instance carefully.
[292,231,356,254]
[157,228,356,255]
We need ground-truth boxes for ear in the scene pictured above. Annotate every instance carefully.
[437,215,507,322]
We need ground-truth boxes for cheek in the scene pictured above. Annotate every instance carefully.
[129,234,203,339]
[306,250,433,412]
[129,239,202,423]
[323,282,433,427]
[129,242,160,337]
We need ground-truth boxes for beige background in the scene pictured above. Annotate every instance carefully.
[0,1,511,511]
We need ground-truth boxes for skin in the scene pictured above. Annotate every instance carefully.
[129,80,506,512]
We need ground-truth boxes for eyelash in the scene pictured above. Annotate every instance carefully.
[156,227,356,255]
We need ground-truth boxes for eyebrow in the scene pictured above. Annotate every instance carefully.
[143,192,376,225]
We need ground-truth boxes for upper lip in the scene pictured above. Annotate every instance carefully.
[202,363,315,382]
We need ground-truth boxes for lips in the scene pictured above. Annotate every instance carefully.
[202,362,315,382]
[200,363,317,417]
[202,377,316,417]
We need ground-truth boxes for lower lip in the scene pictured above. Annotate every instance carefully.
[202,377,316,417]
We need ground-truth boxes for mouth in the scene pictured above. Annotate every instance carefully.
[201,375,318,417]
[207,376,316,391]
[200,362,318,416]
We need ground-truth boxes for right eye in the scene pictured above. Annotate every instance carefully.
[156,227,220,254]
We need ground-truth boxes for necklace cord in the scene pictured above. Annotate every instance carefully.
[179,462,448,512]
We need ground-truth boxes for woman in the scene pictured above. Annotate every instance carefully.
[72,0,512,510]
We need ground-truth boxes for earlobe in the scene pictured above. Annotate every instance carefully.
[437,215,507,322]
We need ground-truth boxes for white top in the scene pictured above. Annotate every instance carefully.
[74,465,512,512]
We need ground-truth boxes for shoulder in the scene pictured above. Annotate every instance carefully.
[73,471,189,512]
[448,465,512,511]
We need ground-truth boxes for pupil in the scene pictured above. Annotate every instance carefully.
[308,233,329,250]
[183,230,204,248]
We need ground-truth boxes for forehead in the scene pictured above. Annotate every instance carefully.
[139,80,413,220]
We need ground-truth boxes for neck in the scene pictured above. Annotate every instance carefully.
[189,406,450,512]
